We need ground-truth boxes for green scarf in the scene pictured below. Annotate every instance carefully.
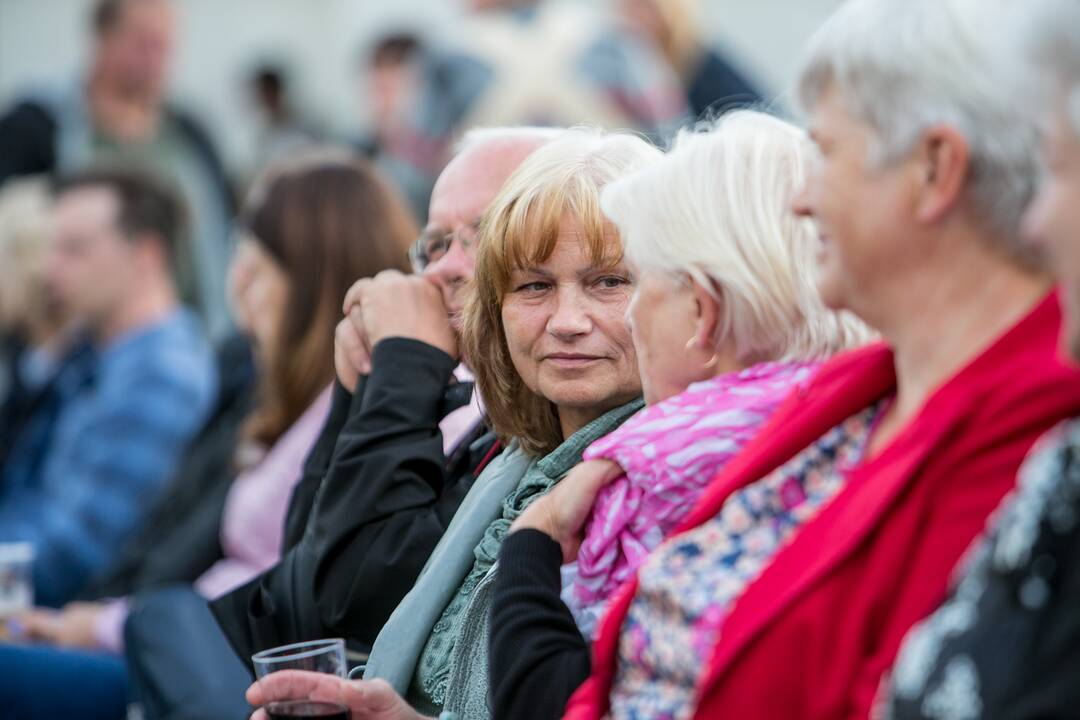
[410,397,645,710]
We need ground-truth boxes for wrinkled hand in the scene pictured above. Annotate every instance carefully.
[247,670,432,720]
[511,459,624,562]
[17,602,104,649]
[343,271,458,361]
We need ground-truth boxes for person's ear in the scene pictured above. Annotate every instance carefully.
[689,277,722,352]
[913,124,971,225]
[131,231,170,274]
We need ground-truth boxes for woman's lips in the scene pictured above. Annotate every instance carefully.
[543,353,604,368]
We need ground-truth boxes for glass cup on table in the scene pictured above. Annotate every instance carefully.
[251,638,351,719]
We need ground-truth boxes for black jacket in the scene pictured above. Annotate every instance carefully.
[489,529,591,720]
[210,338,498,661]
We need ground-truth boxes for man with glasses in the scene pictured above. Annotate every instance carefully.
[116,127,562,720]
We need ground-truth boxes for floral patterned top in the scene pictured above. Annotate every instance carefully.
[882,418,1080,720]
[567,361,820,638]
[610,401,885,720]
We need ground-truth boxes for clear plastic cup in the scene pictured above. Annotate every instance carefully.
[251,639,350,719]
[0,543,34,617]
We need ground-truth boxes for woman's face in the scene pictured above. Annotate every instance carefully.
[501,220,641,436]
[627,269,710,405]
[229,236,289,356]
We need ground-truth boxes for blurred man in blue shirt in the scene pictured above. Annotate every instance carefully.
[0,168,217,606]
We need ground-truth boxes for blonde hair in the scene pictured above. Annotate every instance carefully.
[603,110,873,365]
[462,128,661,457]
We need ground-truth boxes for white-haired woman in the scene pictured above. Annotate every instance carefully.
[561,110,870,637]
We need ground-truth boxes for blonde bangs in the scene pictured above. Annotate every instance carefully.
[463,128,661,456]
[484,169,623,300]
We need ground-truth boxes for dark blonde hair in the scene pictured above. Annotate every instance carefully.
[243,151,416,445]
[462,129,660,457]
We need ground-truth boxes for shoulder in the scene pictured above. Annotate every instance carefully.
[0,100,56,132]
[106,313,217,399]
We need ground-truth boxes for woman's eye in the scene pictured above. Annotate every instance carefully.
[516,281,550,293]
[596,275,629,289]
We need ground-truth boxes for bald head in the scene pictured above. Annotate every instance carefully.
[422,127,562,327]
[428,129,561,234]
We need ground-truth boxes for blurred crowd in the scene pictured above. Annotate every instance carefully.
[1,0,1079,719]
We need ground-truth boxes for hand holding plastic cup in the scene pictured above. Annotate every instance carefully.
[251,639,351,719]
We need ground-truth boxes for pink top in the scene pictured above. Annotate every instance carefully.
[93,385,333,652]
[441,365,484,455]
[566,361,819,637]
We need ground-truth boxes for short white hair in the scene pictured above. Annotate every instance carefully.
[797,0,1037,240]
[601,110,873,365]
[1013,0,1080,137]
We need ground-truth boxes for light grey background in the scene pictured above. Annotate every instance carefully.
[0,0,843,174]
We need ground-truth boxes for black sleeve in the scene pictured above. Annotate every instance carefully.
[210,337,473,659]
[0,102,58,185]
[308,336,470,644]
[281,380,355,551]
[489,529,592,720]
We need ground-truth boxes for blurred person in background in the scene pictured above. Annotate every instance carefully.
[0,167,217,610]
[246,64,320,179]
[0,178,95,483]
[615,0,764,120]
[355,31,429,220]
[379,0,688,223]
[0,0,235,339]
[0,152,416,720]
[884,0,1080,715]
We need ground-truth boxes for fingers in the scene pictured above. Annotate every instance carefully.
[571,459,625,491]
[346,306,372,370]
[17,609,58,642]
[343,277,373,316]
[246,670,340,706]
[336,307,372,374]
[343,270,411,315]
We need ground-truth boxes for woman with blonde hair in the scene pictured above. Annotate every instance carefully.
[247,128,659,720]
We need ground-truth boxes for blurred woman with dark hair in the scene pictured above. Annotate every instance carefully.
[0,150,416,720]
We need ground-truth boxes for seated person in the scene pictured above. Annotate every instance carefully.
[0,167,217,608]
[884,1,1080,715]
[312,128,660,720]
[563,110,873,638]
[0,177,93,485]
[206,127,562,667]
[0,152,417,720]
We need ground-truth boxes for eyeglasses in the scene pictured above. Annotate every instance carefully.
[409,219,482,272]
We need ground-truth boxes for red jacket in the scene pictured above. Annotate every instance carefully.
[566,293,1080,720]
